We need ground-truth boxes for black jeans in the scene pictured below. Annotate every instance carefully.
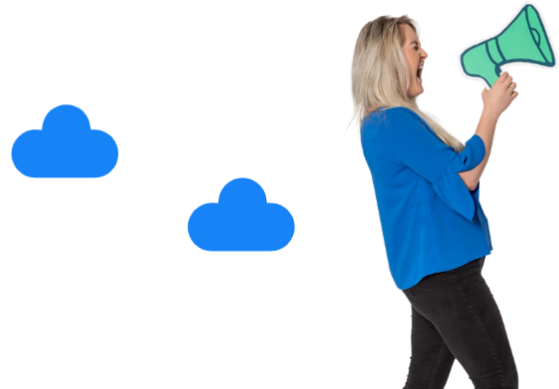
[402,257,519,389]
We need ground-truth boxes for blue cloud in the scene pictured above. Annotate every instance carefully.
[188,178,295,251]
[12,104,118,178]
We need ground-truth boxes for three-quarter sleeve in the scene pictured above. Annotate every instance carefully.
[374,107,486,221]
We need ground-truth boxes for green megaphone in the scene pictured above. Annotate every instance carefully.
[461,3,555,87]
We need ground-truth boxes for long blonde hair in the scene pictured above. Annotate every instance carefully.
[349,15,465,153]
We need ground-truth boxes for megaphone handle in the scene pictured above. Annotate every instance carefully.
[495,65,502,78]
[485,66,501,88]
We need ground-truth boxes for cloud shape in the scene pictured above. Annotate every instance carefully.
[188,178,295,251]
[12,104,118,178]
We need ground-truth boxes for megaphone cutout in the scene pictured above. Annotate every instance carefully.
[461,3,555,87]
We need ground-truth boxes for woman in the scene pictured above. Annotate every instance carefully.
[352,16,519,389]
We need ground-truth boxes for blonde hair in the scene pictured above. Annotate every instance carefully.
[348,15,465,153]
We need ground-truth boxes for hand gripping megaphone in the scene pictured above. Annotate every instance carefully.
[461,3,555,87]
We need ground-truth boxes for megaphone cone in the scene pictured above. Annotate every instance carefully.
[461,4,555,87]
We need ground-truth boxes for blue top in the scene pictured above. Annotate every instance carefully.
[361,106,493,290]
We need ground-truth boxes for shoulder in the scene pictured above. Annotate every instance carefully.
[384,107,422,124]
[365,107,421,126]
[362,107,424,138]
[377,107,425,136]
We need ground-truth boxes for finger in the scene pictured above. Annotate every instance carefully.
[497,72,510,86]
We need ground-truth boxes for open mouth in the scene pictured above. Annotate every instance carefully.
[417,66,423,83]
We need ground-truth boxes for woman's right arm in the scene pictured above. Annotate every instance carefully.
[460,109,498,190]
[460,71,518,190]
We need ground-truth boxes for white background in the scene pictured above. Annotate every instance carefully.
[0,0,556,388]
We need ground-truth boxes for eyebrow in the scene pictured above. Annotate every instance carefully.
[411,41,419,45]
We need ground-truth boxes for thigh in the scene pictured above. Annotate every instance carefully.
[403,304,455,389]
[405,257,519,389]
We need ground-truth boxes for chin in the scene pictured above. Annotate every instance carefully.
[407,85,424,98]
[408,90,423,99]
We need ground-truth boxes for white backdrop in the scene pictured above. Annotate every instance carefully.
[0,0,556,388]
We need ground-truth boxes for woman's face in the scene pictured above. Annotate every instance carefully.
[399,23,428,99]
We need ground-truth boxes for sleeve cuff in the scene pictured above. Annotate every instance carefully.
[432,134,486,222]
[461,134,486,170]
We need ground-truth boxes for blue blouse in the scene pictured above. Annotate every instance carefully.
[361,106,493,290]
